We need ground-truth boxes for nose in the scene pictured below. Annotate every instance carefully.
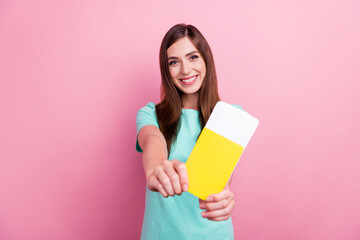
[180,60,191,75]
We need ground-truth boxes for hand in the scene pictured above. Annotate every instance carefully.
[199,186,235,221]
[146,159,189,198]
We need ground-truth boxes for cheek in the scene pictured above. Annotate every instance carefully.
[197,60,206,75]
[202,65,206,76]
[199,65,206,78]
[169,67,178,80]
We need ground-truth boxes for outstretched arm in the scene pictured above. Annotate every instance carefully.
[138,125,189,197]
[138,125,168,178]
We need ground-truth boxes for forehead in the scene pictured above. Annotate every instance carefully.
[167,37,198,57]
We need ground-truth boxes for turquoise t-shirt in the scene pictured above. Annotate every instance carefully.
[135,102,243,240]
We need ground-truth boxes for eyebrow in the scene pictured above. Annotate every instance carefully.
[167,51,199,60]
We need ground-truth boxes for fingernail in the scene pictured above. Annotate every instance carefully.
[207,197,213,201]
[183,185,188,191]
[202,212,207,217]
[199,203,205,209]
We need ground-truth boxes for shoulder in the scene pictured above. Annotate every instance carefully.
[135,102,159,152]
[136,101,158,126]
[138,101,156,113]
[136,102,158,118]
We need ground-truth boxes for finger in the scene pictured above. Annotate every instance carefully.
[207,215,231,221]
[201,200,235,219]
[148,175,168,198]
[200,195,234,211]
[172,159,189,191]
[206,188,233,202]
[199,198,206,209]
[154,166,174,196]
[162,161,182,195]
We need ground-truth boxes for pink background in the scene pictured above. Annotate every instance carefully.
[1,1,360,239]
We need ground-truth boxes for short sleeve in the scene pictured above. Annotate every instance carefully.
[232,104,244,111]
[135,102,159,153]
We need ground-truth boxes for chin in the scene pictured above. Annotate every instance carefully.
[178,84,202,94]
[181,88,201,95]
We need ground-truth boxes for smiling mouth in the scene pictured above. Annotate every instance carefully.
[180,75,198,85]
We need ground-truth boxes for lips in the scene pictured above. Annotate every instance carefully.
[180,75,198,85]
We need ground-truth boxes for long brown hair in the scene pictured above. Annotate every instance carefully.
[156,23,221,155]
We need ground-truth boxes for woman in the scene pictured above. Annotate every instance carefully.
[135,23,243,239]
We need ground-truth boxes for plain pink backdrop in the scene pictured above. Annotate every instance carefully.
[1,1,360,239]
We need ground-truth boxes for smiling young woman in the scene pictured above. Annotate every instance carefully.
[167,38,206,100]
[135,24,242,240]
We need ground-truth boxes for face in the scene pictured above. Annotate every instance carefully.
[166,37,206,96]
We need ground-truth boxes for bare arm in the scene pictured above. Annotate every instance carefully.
[138,125,168,178]
[138,125,189,197]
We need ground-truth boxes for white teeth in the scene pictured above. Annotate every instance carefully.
[181,75,197,83]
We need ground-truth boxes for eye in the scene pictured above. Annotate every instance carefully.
[190,55,199,60]
[169,60,178,65]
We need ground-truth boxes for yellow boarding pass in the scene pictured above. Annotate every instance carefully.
[185,101,259,200]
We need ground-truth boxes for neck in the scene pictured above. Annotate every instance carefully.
[181,92,199,110]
